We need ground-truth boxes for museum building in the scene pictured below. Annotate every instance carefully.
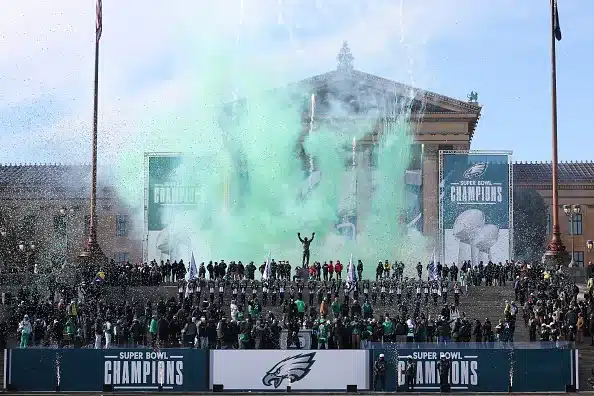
[0,44,593,268]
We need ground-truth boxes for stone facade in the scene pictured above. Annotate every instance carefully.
[0,165,142,270]
[514,162,594,266]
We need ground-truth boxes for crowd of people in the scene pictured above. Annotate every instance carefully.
[46,256,521,288]
[1,256,588,351]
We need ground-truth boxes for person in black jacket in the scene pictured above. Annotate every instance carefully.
[298,232,315,268]
[373,353,387,391]
[437,357,451,392]
[405,357,416,391]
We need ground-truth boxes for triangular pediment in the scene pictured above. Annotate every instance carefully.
[286,69,481,117]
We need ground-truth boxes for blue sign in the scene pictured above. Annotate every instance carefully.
[442,154,509,229]
[8,348,208,392]
[371,347,574,393]
[441,153,511,264]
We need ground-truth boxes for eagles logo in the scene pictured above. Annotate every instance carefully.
[262,352,316,388]
[463,162,488,179]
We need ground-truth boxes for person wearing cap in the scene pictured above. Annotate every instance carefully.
[405,356,417,391]
[373,353,387,391]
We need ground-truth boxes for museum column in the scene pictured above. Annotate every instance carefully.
[422,144,439,238]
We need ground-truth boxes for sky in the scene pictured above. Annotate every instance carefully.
[0,0,592,165]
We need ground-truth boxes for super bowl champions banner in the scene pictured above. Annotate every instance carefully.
[440,151,512,266]
[145,154,199,263]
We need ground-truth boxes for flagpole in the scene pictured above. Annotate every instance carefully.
[543,0,569,268]
[80,2,104,262]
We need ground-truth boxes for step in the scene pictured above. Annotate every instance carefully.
[0,349,4,391]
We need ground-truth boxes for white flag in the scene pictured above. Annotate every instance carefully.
[262,251,272,280]
[188,252,198,280]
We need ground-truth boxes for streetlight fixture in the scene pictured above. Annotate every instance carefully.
[563,204,581,267]
[587,240,593,252]
[59,207,75,216]
[17,240,36,273]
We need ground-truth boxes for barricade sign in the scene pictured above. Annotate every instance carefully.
[370,346,576,393]
[7,348,208,392]
[511,348,574,392]
[210,350,369,391]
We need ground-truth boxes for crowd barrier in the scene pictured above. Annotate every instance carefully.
[3,346,579,392]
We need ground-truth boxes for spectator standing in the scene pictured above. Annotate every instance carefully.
[373,353,386,391]
[18,315,32,348]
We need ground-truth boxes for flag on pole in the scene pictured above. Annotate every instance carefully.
[346,253,357,292]
[262,251,272,280]
[553,0,562,41]
[96,0,103,42]
[429,248,439,281]
[188,252,198,280]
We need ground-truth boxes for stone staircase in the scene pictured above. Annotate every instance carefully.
[579,346,594,391]
[0,349,4,391]
[101,282,521,336]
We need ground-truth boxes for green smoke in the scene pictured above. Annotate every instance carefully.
[115,18,428,278]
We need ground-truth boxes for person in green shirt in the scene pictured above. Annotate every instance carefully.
[361,323,373,349]
[363,300,373,319]
[295,298,306,322]
[331,297,341,318]
[318,322,329,349]
[149,316,158,347]
[382,315,394,343]
[238,330,250,349]
[65,318,76,341]
[249,300,261,319]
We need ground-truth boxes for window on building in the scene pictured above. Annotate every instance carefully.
[546,214,551,236]
[573,251,585,267]
[408,144,422,170]
[115,214,129,237]
[570,214,583,235]
[114,252,130,264]
[22,215,36,239]
[53,215,66,236]
[84,215,91,236]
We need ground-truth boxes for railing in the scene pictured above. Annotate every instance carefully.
[369,341,575,350]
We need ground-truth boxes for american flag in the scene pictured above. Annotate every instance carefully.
[96,0,103,42]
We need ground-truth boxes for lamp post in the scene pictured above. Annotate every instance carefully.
[18,240,36,273]
[587,240,593,253]
[59,207,76,267]
[0,227,6,274]
[563,204,581,267]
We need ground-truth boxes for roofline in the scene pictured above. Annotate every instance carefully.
[291,69,482,140]
[513,160,594,164]
[294,69,481,110]
[515,183,594,189]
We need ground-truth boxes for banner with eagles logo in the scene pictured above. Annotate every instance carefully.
[439,152,512,266]
[211,350,369,391]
